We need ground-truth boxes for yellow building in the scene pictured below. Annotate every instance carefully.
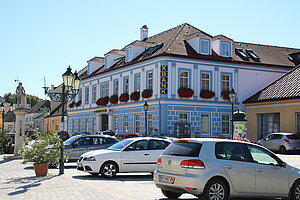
[244,65,300,141]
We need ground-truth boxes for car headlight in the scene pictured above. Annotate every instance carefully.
[85,156,96,161]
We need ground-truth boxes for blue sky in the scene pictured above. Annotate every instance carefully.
[1,0,299,99]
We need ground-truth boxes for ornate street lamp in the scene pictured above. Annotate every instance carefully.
[43,66,81,175]
[143,102,149,136]
[0,102,15,154]
[229,88,237,140]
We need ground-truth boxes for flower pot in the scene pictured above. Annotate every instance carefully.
[33,163,49,177]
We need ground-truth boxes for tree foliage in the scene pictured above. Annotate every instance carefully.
[4,93,41,107]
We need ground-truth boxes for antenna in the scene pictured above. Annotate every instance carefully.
[14,77,21,84]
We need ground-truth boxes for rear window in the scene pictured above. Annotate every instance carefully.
[162,142,202,157]
[287,135,300,139]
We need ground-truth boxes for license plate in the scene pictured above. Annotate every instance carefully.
[159,175,175,184]
[77,162,82,168]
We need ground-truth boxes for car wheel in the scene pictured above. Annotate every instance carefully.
[161,189,182,199]
[279,146,287,154]
[100,162,118,178]
[199,179,228,200]
[291,180,300,200]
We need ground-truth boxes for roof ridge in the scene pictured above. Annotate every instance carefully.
[235,41,300,50]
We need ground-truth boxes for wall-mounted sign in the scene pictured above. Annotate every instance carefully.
[95,109,107,113]
[160,65,168,94]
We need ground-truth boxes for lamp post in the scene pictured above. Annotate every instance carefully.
[0,102,15,154]
[229,88,237,140]
[143,102,149,136]
[43,66,81,175]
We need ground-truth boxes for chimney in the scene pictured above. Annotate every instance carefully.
[140,25,148,41]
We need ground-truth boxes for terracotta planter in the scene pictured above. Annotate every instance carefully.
[33,163,49,177]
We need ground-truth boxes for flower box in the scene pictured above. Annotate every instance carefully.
[130,91,140,102]
[109,94,118,104]
[142,89,153,98]
[177,87,194,98]
[96,96,109,106]
[75,101,82,107]
[200,90,215,99]
[221,90,230,100]
[119,93,129,103]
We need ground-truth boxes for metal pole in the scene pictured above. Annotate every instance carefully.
[1,111,4,154]
[59,84,65,175]
[231,103,234,140]
[145,110,148,136]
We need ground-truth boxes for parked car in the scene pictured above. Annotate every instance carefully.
[154,138,300,200]
[257,132,300,153]
[115,133,139,140]
[57,131,70,141]
[64,135,119,162]
[77,137,171,177]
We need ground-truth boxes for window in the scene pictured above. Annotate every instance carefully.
[147,72,153,90]
[134,74,141,91]
[78,118,81,132]
[78,88,82,102]
[201,114,210,135]
[115,116,119,133]
[199,38,210,55]
[296,113,300,133]
[150,140,170,150]
[179,113,188,123]
[85,87,89,104]
[72,119,75,133]
[235,48,249,61]
[93,117,96,133]
[221,74,230,91]
[101,84,105,97]
[163,142,202,157]
[248,145,279,165]
[135,114,140,133]
[257,113,280,139]
[126,140,148,151]
[92,85,97,102]
[74,137,91,146]
[113,79,119,95]
[148,113,153,134]
[215,142,251,162]
[85,118,89,132]
[105,55,110,68]
[105,82,109,97]
[126,46,133,62]
[124,77,129,93]
[124,115,129,133]
[220,41,231,57]
[180,71,189,88]
[221,114,230,135]
[201,72,210,90]
[246,49,260,62]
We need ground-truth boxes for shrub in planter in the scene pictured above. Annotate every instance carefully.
[96,96,109,106]
[142,89,153,98]
[109,94,118,104]
[69,102,75,108]
[221,90,230,100]
[177,87,194,98]
[119,93,129,103]
[75,101,82,107]
[130,91,140,102]
[20,131,65,176]
[200,90,215,99]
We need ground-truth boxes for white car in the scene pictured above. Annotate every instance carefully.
[77,137,171,178]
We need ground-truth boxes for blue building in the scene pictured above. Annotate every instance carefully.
[67,23,299,138]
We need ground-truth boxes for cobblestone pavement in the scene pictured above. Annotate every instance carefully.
[0,154,299,200]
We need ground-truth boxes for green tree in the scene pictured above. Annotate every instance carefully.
[4,93,41,107]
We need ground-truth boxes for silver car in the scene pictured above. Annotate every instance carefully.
[64,135,119,161]
[154,138,300,200]
[257,133,300,154]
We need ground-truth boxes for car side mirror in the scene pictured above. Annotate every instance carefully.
[125,146,134,151]
[280,162,286,168]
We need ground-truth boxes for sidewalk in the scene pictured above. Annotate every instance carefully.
[0,155,124,200]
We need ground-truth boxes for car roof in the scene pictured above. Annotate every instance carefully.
[269,132,294,135]
[172,138,250,144]
[79,134,115,138]
[124,137,170,142]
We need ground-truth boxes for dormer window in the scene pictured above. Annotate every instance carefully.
[220,41,232,57]
[105,55,110,68]
[125,46,133,62]
[246,49,260,62]
[199,38,210,55]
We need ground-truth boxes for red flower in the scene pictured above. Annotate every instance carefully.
[142,89,153,98]
[130,91,140,101]
[69,102,75,108]
[109,95,118,104]
[119,93,129,103]
[177,88,194,98]
[221,90,230,100]
[75,101,82,107]
[200,90,215,99]
[96,96,109,106]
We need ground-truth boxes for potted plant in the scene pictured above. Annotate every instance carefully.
[130,91,140,102]
[20,131,64,176]
[221,90,230,100]
[119,93,129,103]
[75,101,82,107]
[142,89,153,98]
[177,87,194,98]
[200,89,215,99]
[109,94,118,104]
[96,96,109,106]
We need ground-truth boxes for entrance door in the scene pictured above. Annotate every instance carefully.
[102,114,108,131]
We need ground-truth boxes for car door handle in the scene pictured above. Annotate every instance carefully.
[224,165,233,169]
[144,154,149,156]
[256,168,262,172]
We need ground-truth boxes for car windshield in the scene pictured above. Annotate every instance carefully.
[64,135,80,145]
[107,139,133,151]
[287,134,300,139]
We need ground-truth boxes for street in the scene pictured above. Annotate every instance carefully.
[0,154,299,200]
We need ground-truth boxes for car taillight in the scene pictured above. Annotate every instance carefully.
[180,160,205,169]
[157,157,162,165]
[284,139,291,144]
